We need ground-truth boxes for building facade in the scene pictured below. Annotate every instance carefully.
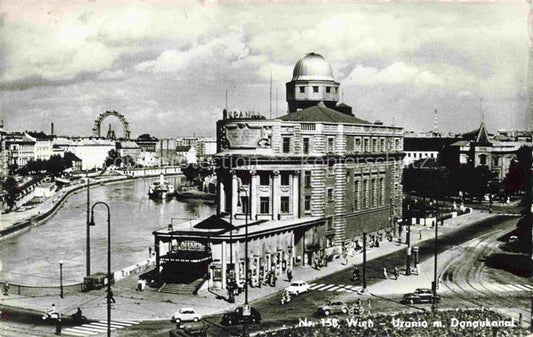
[152,53,404,291]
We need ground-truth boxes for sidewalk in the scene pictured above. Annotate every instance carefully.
[0,209,494,321]
[0,175,129,234]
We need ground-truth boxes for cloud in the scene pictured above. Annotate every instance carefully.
[345,62,444,87]
[0,3,530,136]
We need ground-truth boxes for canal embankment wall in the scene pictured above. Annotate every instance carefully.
[0,169,183,242]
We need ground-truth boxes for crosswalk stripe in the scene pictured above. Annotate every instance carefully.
[91,322,122,329]
[328,285,342,291]
[310,283,325,290]
[62,329,91,337]
[522,284,533,290]
[66,326,103,334]
[318,284,337,291]
[79,325,109,332]
[308,283,316,287]
[76,326,115,333]
[98,320,133,327]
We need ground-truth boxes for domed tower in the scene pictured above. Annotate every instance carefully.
[286,53,340,113]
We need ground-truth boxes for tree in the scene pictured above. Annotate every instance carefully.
[105,149,121,168]
[503,159,526,195]
[2,176,19,211]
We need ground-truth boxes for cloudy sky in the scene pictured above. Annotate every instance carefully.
[1,2,531,138]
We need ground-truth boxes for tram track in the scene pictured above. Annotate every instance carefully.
[440,225,530,323]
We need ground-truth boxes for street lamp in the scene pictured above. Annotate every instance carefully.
[237,178,251,337]
[86,171,93,277]
[89,201,112,337]
[432,199,439,310]
[59,260,64,298]
[362,232,367,292]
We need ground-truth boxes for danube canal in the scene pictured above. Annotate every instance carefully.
[0,177,216,286]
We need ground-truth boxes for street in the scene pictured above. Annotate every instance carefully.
[113,213,530,337]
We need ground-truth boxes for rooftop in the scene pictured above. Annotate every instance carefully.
[278,102,370,125]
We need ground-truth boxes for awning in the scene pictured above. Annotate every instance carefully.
[193,215,236,231]
[161,250,212,263]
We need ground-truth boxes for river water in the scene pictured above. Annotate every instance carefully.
[0,177,216,286]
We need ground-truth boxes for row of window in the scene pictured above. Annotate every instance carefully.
[353,176,385,209]
[297,86,338,94]
[282,136,401,154]
[253,196,291,214]
[407,152,435,159]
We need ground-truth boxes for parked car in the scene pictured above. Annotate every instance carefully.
[317,301,349,316]
[284,280,310,296]
[401,288,440,304]
[221,306,261,326]
[171,308,202,323]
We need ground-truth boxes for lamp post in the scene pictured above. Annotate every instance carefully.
[59,260,64,298]
[237,177,251,337]
[362,232,367,292]
[89,201,112,337]
[432,199,439,310]
[86,171,92,277]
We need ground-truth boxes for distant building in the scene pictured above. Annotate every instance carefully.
[448,123,532,181]
[116,140,142,163]
[26,131,54,161]
[4,133,36,166]
[67,138,115,171]
[175,145,197,164]
[176,136,217,162]
[403,133,459,167]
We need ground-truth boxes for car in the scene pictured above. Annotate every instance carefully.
[401,289,440,304]
[317,301,349,316]
[284,280,310,296]
[221,306,261,326]
[171,308,202,323]
[169,321,207,337]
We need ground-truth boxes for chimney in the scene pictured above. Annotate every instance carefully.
[51,123,54,136]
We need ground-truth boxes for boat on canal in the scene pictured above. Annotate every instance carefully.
[148,174,175,199]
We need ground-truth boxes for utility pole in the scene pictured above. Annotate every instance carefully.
[406,215,411,276]
[362,232,367,292]
[86,171,91,276]
[432,200,439,310]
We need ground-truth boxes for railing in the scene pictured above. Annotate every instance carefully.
[0,281,83,297]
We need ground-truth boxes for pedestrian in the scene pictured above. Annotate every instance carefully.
[107,289,116,304]
[383,267,388,279]
[3,282,9,296]
[272,273,277,287]
[287,268,293,283]
[393,267,399,280]
[47,304,57,319]
[55,313,62,335]
[148,247,152,258]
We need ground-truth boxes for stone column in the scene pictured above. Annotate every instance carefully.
[292,172,299,217]
[231,171,238,218]
[290,231,295,268]
[219,180,225,215]
[221,241,227,289]
[251,170,258,220]
[235,241,241,284]
[272,170,280,220]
